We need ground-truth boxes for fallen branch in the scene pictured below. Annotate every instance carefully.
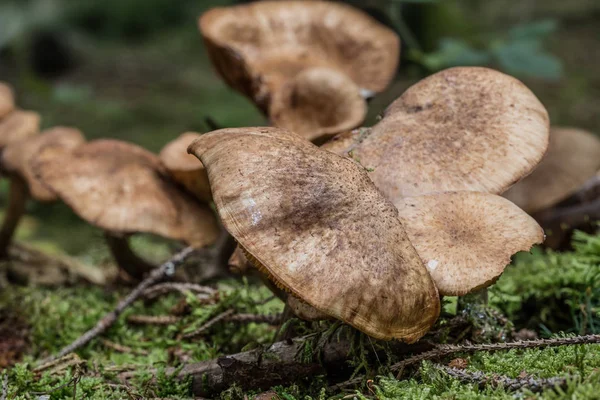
[435,364,569,393]
[119,330,436,396]
[127,315,181,325]
[37,247,195,366]
[183,309,235,340]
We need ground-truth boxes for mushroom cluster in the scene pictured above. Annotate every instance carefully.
[187,66,549,342]
[199,0,399,143]
[503,127,600,248]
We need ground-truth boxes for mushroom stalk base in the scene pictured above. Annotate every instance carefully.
[0,175,28,259]
[104,233,156,280]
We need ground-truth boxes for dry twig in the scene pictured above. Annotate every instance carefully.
[142,282,216,300]
[127,315,182,325]
[183,309,236,340]
[0,373,8,400]
[332,333,600,391]
[435,364,569,392]
[226,313,283,325]
[101,339,149,355]
[37,247,195,366]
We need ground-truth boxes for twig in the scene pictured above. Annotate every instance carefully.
[226,313,283,325]
[37,247,195,365]
[142,282,216,300]
[393,333,600,377]
[101,339,149,355]
[331,334,600,391]
[182,309,235,339]
[435,364,569,393]
[127,315,181,325]
[1,373,7,400]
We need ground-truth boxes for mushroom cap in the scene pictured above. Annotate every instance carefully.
[188,127,440,342]
[2,127,85,202]
[324,67,549,201]
[503,127,600,214]
[199,0,399,139]
[269,67,367,143]
[0,110,40,150]
[34,139,220,248]
[0,82,15,119]
[159,132,212,202]
[287,295,331,321]
[396,191,544,296]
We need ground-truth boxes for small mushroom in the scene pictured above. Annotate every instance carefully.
[188,127,440,342]
[34,139,220,279]
[287,294,331,321]
[503,127,600,214]
[0,127,83,257]
[396,191,544,296]
[0,82,15,119]
[269,67,367,143]
[0,110,40,151]
[159,132,212,201]
[322,67,550,202]
[199,0,399,142]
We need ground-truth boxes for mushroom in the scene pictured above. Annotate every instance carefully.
[199,0,399,142]
[188,127,440,342]
[322,67,550,201]
[0,127,83,257]
[0,110,40,152]
[396,191,544,296]
[0,82,15,119]
[503,127,600,214]
[33,139,220,279]
[159,132,211,201]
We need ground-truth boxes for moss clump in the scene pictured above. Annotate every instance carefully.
[491,231,600,334]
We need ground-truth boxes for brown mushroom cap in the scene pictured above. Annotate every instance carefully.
[323,67,549,202]
[228,244,251,274]
[0,82,15,119]
[269,68,367,143]
[2,127,85,202]
[396,191,544,296]
[159,132,212,202]
[188,127,440,342]
[503,127,600,214]
[0,110,40,150]
[34,139,220,248]
[199,1,399,140]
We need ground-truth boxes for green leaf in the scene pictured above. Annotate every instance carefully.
[492,39,563,80]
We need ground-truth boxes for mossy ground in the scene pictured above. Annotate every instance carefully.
[1,231,599,399]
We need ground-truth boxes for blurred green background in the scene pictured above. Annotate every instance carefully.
[0,0,599,258]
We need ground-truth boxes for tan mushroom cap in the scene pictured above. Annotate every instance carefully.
[269,68,367,143]
[2,127,85,202]
[503,127,600,214]
[0,110,40,150]
[189,127,440,342]
[0,82,15,119]
[34,139,219,248]
[159,132,212,201]
[323,67,549,202]
[199,1,399,139]
[287,295,331,321]
[396,191,544,296]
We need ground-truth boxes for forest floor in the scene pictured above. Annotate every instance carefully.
[1,8,600,399]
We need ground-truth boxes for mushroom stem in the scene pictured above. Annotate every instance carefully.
[104,233,156,280]
[0,175,28,258]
